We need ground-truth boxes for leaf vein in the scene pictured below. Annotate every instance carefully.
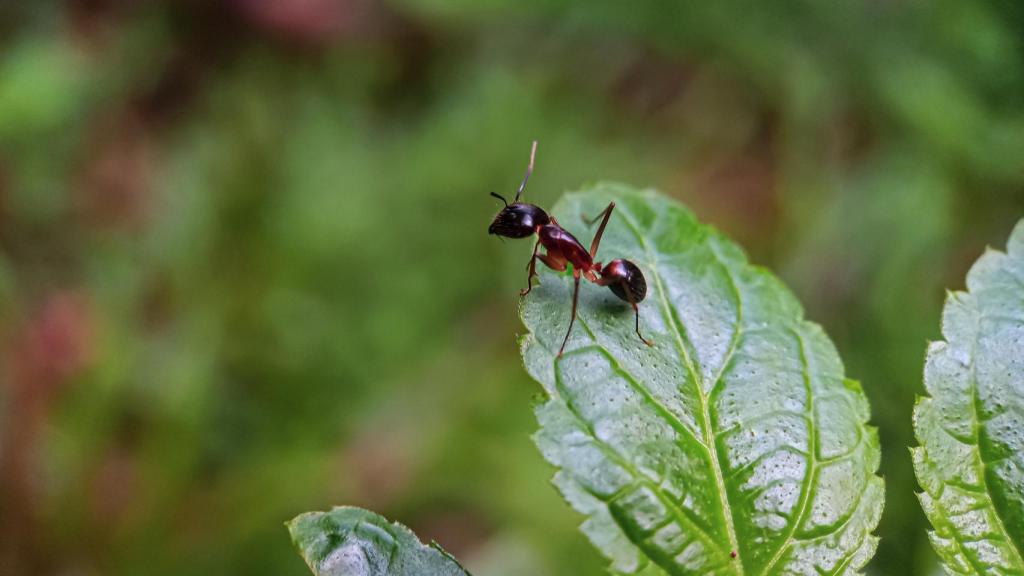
[571,319,705,448]
[760,326,819,575]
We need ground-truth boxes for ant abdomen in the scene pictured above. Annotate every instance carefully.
[602,259,647,303]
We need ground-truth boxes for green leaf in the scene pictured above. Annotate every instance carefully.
[519,184,884,575]
[912,220,1024,575]
[287,507,471,576]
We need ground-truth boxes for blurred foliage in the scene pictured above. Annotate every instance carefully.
[0,1,1023,575]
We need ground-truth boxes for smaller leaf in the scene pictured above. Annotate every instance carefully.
[287,506,471,576]
[912,219,1024,574]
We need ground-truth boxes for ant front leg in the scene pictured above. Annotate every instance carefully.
[520,237,542,297]
[558,270,582,357]
[582,202,616,259]
[522,241,568,297]
[537,251,568,273]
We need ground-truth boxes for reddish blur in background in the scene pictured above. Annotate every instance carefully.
[1,1,1024,574]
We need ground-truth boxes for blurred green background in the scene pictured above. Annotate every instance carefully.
[1,1,1023,574]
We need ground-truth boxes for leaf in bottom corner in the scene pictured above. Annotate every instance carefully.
[287,506,470,576]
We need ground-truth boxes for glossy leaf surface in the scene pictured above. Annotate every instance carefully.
[288,507,470,576]
[520,185,884,575]
[913,221,1024,575]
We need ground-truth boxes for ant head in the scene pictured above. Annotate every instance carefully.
[488,193,550,239]
[601,259,647,303]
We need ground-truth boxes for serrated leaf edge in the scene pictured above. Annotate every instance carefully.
[911,224,1024,575]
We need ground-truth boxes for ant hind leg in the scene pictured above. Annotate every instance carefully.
[632,301,653,347]
[619,279,653,347]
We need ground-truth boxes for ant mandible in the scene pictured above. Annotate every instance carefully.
[488,141,653,357]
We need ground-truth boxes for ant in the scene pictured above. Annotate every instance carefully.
[488,141,653,356]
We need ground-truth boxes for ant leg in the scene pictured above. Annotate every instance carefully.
[582,201,615,226]
[620,279,653,347]
[582,202,616,259]
[538,252,567,272]
[523,248,567,297]
[521,237,542,296]
[632,302,653,347]
[514,141,538,203]
[558,271,582,357]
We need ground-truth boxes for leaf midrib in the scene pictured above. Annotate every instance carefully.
[612,202,744,576]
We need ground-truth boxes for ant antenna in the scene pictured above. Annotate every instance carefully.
[490,192,508,207]
[514,140,538,203]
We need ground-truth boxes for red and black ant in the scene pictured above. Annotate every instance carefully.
[489,141,653,356]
